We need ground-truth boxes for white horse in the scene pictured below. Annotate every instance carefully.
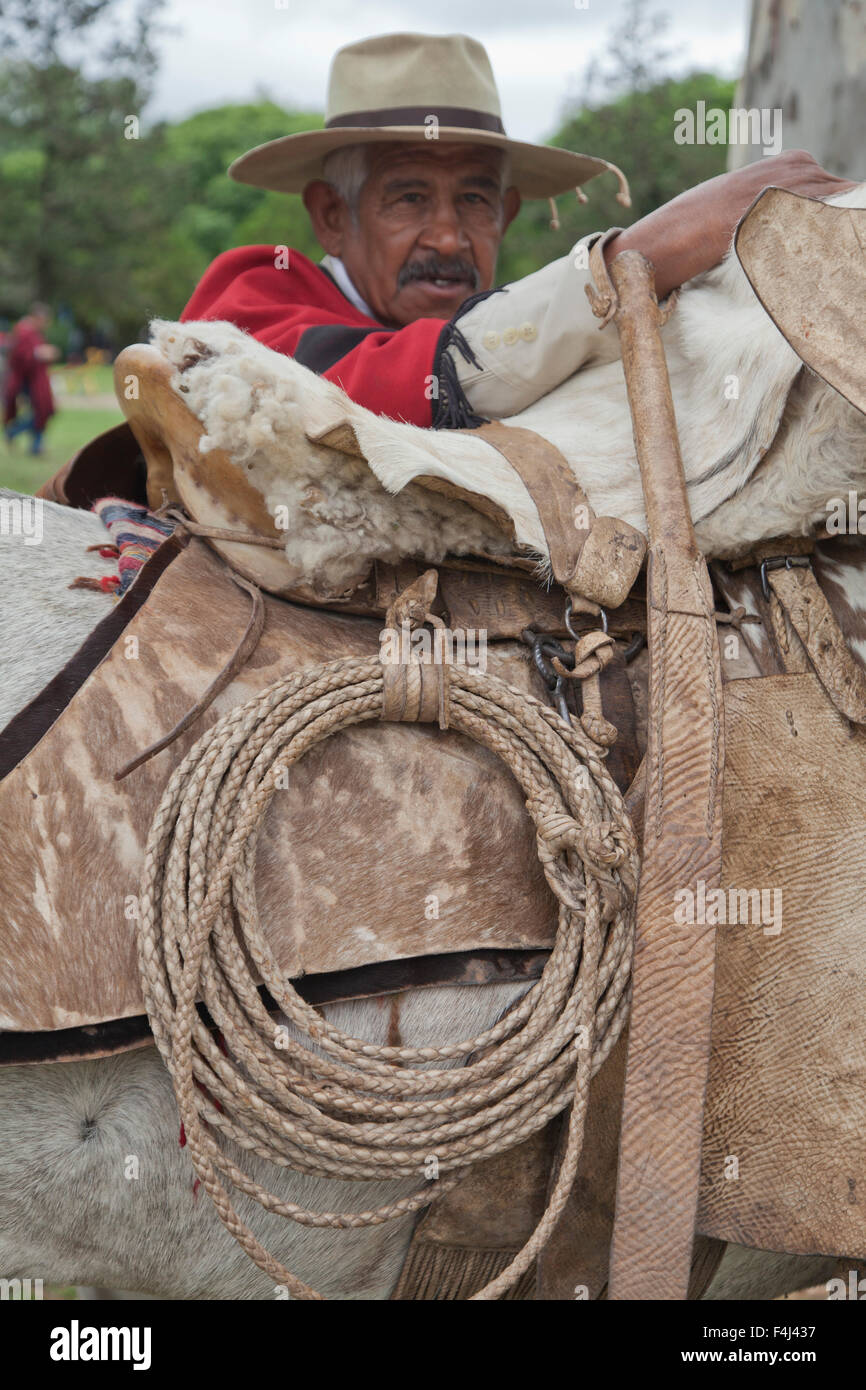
[4,193,866,1299]
[0,491,844,1300]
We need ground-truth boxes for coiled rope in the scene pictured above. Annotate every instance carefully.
[137,653,638,1299]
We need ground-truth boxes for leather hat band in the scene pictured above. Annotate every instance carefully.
[325,105,506,134]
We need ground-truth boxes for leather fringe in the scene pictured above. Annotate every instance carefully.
[391,1241,536,1300]
[433,346,488,430]
[432,285,507,430]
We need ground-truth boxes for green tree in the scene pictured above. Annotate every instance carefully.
[496,3,736,284]
[155,102,323,264]
[0,0,168,338]
[126,102,325,330]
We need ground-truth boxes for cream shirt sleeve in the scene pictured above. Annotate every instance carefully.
[445,232,622,420]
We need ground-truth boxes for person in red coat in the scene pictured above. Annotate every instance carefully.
[3,303,58,455]
[181,33,854,434]
[38,31,854,504]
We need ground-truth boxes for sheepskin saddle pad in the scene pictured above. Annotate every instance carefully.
[114,320,649,609]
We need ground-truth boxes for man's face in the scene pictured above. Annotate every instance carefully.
[304,142,521,327]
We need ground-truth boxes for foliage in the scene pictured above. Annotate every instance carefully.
[0,0,169,339]
[140,103,323,321]
[496,74,737,285]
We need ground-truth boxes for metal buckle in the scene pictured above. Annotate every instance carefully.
[759,554,810,601]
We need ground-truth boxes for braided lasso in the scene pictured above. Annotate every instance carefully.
[137,654,638,1299]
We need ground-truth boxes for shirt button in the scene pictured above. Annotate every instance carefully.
[503,326,518,345]
[520,321,538,341]
[482,330,500,350]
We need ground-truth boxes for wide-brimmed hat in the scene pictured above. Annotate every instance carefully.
[229,32,622,201]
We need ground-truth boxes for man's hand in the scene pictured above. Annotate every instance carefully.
[604,150,859,300]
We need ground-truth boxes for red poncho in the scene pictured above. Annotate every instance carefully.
[3,321,56,431]
[181,246,450,428]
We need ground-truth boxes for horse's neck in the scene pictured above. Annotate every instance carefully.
[0,492,113,728]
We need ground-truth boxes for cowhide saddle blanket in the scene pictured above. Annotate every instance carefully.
[3,509,866,1265]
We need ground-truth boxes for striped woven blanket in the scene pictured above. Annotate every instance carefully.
[86,498,176,596]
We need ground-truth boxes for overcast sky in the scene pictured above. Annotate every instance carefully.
[147,0,750,141]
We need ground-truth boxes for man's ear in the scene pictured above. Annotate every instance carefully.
[302,180,350,257]
[502,185,521,234]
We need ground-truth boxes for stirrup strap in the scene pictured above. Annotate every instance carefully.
[592,249,725,1301]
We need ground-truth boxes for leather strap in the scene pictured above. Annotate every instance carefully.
[374,559,647,640]
[718,532,818,570]
[600,251,725,1300]
[767,562,866,724]
[462,421,646,609]
[468,420,592,581]
[1,948,550,1068]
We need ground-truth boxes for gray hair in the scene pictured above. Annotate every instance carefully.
[322,144,511,221]
[321,146,372,221]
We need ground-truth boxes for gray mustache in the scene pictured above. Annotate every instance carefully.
[398,258,479,290]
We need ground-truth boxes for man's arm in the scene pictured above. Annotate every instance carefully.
[604,149,857,299]
[448,151,858,422]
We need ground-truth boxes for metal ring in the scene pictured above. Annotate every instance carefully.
[553,676,573,725]
[623,632,646,663]
[565,597,608,641]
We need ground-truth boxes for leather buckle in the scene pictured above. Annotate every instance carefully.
[759,553,810,601]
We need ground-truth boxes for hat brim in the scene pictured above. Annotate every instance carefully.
[228,126,611,200]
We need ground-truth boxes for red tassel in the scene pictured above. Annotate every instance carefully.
[68,574,120,593]
[179,1122,186,1148]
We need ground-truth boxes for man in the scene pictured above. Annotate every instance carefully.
[181,31,853,432]
[39,30,853,504]
[4,303,58,456]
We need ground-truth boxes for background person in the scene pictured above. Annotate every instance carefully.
[3,303,59,456]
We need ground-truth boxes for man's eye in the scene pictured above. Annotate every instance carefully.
[400,192,424,204]
[463,192,490,206]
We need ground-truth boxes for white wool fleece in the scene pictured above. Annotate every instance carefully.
[149,319,537,597]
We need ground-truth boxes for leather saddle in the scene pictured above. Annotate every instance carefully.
[5,509,866,1271]
[736,187,866,416]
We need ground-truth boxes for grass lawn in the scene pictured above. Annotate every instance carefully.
[51,362,116,398]
[0,405,123,495]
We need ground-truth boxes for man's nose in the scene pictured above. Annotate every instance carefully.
[418,199,471,255]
